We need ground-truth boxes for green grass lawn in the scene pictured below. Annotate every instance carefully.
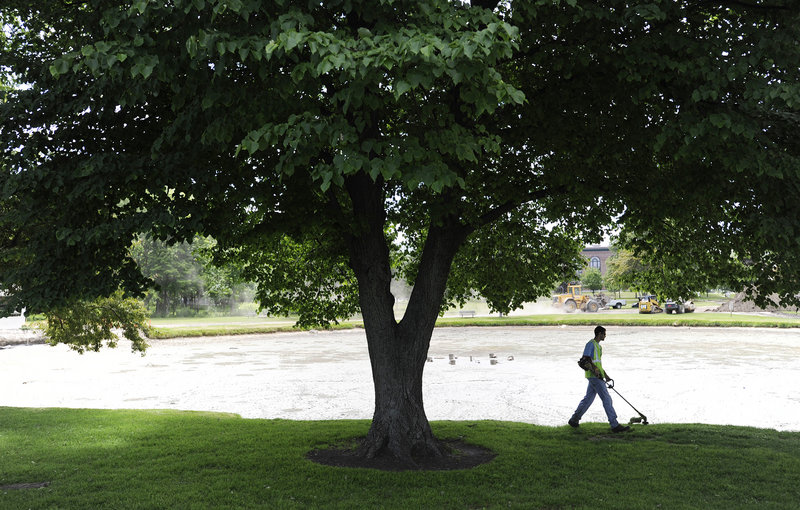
[1,408,798,509]
[145,319,355,339]
[146,309,799,339]
[435,311,800,328]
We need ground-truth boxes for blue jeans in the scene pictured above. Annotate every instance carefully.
[571,377,619,428]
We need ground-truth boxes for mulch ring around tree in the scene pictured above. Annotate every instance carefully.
[306,438,496,471]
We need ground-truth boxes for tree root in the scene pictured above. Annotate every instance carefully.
[307,437,495,471]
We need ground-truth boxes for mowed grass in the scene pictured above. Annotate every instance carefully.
[434,311,800,328]
[2,408,799,509]
[146,310,799,339]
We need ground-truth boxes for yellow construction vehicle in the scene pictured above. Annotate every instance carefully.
[637,295,663,314]
[553,284,601,313]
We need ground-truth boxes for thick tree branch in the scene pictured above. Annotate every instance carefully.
[324,188,349,229]
[344,173,396,326]
[399,218,467,336]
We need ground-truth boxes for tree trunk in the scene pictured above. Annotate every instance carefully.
[156,288,169,316]
[359,322,442,465]
[345,174,468,466]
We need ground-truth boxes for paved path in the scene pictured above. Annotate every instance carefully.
[2,326,798,430]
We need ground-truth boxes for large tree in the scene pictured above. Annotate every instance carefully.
[2,0,799,465]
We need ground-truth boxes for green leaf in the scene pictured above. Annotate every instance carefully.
[86,57,100,72]
[394,80,412,99]
[317,57,334,76]
[456,144,477,163]
[463,43,475,59]
[368,160,381,180]
[49,58,71,77]
[284,31,304,51]
[242,136,260,154]
[264,40,279,60]
[95,41,112,53]
[185,36,198,57]
[131,0,148,15]
[320,175,332,192]
[506,87,525,105]
[141,63,156,79]
[709,113,731,129]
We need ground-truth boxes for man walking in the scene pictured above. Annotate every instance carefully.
[568,325,631,432]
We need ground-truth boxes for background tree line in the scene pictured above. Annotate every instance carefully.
[129,236,254,317]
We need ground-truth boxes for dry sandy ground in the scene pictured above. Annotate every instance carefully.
[2,326,799,431]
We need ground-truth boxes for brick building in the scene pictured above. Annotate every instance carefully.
[581,245,612,276]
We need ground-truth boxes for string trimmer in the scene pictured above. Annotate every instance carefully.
[606,379,649,425]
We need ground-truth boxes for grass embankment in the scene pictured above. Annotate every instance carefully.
[1,408,797,509]
[147,311,800,339]
[435,312,800,328]
[146,317,358,339]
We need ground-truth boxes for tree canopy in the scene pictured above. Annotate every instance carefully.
[2,0,799,464]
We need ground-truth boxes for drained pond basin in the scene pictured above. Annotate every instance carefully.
[2,326,798,431]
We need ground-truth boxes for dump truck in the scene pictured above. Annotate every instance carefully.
[553,284,601,313]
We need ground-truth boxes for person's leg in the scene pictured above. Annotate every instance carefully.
[590,378,619,428]
[569,380,598,424]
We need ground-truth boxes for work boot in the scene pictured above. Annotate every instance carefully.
[612,424,631,433]
[568,419,579,428]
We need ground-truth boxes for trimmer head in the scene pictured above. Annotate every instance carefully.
[608,382,649,425]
